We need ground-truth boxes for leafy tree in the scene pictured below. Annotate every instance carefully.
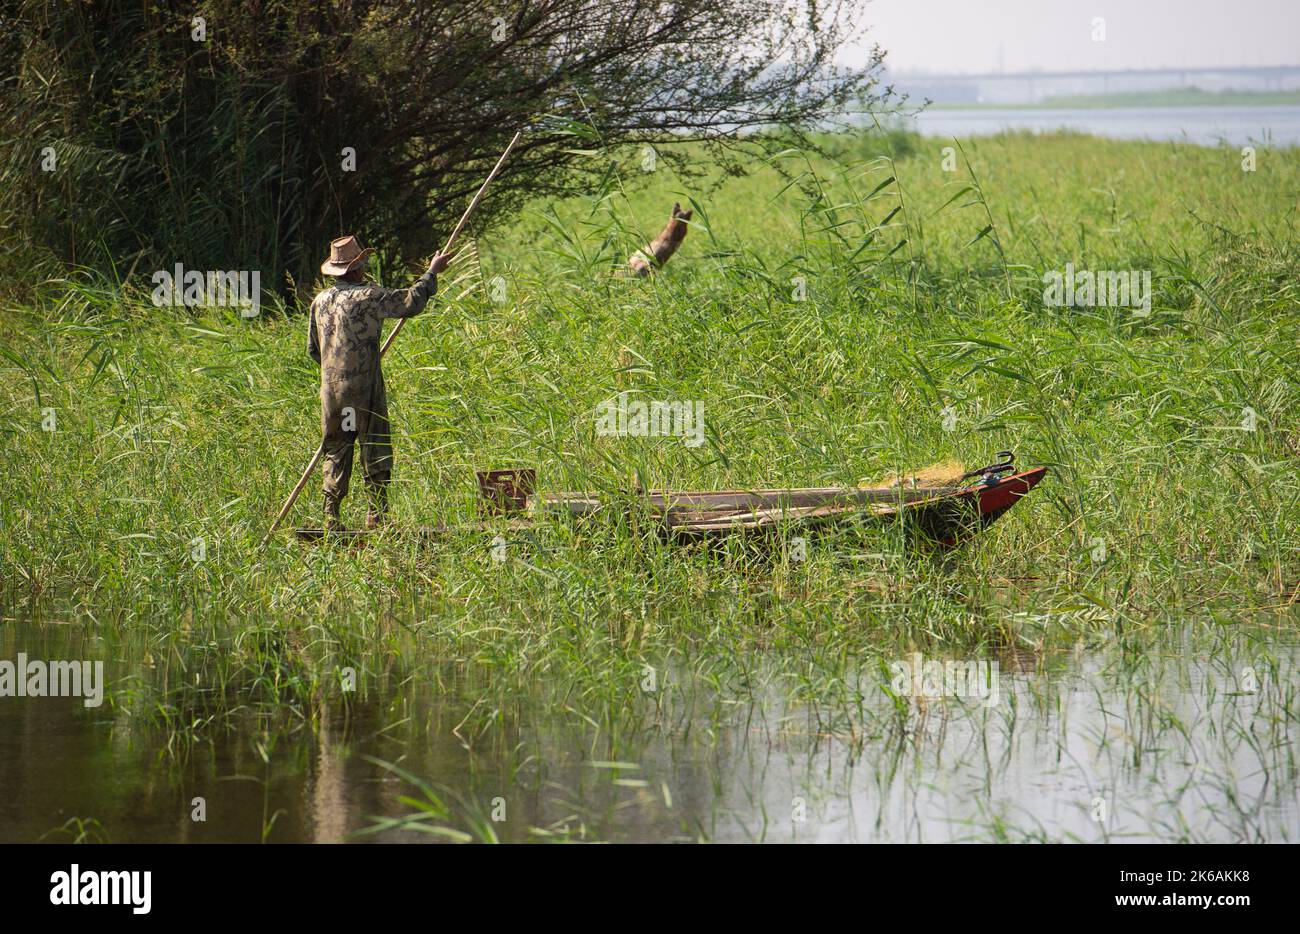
[0,0,888,299]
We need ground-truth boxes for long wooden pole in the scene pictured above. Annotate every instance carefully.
[260,131,523,547]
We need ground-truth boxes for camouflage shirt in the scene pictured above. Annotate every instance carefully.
[307,272,438,405]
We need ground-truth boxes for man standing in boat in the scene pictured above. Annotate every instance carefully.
[308,235,454,531]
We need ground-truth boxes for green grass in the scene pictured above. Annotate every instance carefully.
[1,128,1298,841]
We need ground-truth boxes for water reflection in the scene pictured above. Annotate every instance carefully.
[0,620,1295,843]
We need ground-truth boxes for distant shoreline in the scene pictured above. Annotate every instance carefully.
[929,88,1300,110]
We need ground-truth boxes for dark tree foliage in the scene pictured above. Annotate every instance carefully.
[0,0,887,300]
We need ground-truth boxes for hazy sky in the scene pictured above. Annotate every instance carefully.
[840,0,1300,74]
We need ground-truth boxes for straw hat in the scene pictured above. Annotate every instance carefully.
[320,235,374,276]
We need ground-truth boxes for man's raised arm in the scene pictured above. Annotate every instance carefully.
[372,251,455,320]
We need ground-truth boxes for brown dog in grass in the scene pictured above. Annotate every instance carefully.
[627,202,693,276]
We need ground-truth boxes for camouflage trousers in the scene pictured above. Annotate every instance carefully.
[321,367,392,522]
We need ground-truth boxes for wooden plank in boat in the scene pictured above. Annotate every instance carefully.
[537,485,957,516]
[294,519,530,543]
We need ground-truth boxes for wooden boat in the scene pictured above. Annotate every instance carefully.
[296,453,1047,548]
[535,456,1047,547]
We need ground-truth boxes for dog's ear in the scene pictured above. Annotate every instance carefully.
[679,208,693,221]
[671,202,682,217]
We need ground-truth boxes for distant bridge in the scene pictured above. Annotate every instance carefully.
[919,64,1300,82]
[891,64,1300,104]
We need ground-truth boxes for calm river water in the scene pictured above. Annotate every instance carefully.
[910,105,1300,147]
[1,618,1295,842]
